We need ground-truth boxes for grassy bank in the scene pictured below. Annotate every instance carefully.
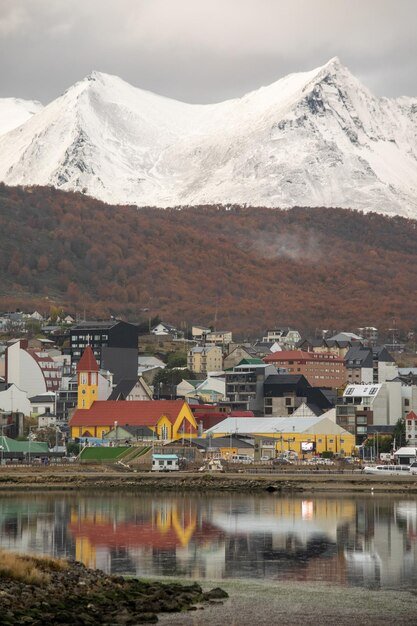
[1,468,417,493]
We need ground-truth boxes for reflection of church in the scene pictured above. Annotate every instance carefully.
[2,494,417,588]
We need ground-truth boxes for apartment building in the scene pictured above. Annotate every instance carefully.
[336,381,411,443]
[187,345,223,375]
[345,346,397,384]
[223,360,278,414]
[264,350,345,388]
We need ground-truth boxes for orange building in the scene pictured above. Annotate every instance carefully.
[264,350,346,388]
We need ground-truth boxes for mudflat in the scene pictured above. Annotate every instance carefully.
[1,467,417,493]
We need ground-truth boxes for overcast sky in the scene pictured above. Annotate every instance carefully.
[1,0,416,104]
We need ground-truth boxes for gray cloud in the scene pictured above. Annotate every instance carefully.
[0,0,416,104]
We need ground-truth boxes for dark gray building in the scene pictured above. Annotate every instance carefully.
[70,320,138,383]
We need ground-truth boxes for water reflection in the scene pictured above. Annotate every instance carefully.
[0,493,417,589]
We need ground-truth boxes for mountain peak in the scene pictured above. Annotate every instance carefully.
[0,60,416,217]
[323,56,342,69]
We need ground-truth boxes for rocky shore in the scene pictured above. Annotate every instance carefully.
[0,552,228,625]
[1,468,417,493]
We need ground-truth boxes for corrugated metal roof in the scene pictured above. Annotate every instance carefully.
[205,416,335,435]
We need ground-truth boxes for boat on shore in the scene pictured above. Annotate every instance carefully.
[363,464,410,475]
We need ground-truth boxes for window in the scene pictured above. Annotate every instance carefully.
[369,387,378,395]
[91,373,97,385]
[345,388,354,396]
[285,398,292,406]
[405,399,410,407]
[80,373,87,385]
[408,420,412,426]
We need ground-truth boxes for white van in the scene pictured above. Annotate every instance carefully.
[409,462,417,475]
[230,454,253,464]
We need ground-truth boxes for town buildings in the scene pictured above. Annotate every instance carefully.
[263,374,334,416]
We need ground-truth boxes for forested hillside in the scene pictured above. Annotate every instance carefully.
[1,184,417,335]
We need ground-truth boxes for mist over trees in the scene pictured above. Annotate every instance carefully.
[1,183,417,336]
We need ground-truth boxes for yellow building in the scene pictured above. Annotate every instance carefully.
[187,345,223,374]
[70,347,197,440]
[70,398,198,440]
[204,415,355,456]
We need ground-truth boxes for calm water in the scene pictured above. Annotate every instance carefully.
[0,492,417,590]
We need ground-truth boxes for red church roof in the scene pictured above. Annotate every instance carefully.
[77,346,99,373]
[70,399,187,427]
[406,411,417,420]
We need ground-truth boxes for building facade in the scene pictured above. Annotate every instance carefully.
[70,320,138,383]
[264,350,345,388]
[187,345,223,374]
[6,339,62,396]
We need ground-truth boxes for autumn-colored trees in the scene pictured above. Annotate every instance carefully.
[1,182,417,336]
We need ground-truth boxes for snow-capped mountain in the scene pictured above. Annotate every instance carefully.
[0,58,416,216]
[0,98,43,136]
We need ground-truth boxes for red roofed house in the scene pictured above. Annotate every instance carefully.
[70,347,197,440]
[264,350,346,388]
[406,410,417,445]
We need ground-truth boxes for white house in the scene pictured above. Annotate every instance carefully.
[29,392,56,416]
[262,328,301,348]
[151,322,180,338]
[394,447,417,465]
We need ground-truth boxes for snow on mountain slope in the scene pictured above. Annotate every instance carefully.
[0,58,416,216]
[0,98,43,136]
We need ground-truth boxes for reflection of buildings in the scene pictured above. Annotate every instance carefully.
[1,494,417,589]
[0,497,75,559]
[344,498,417,588]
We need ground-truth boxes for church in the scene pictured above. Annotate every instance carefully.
[69,346,197,441]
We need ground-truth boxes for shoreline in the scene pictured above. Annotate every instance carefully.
[1,469,417,493]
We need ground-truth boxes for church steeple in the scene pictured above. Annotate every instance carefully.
[77,346,99,409]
